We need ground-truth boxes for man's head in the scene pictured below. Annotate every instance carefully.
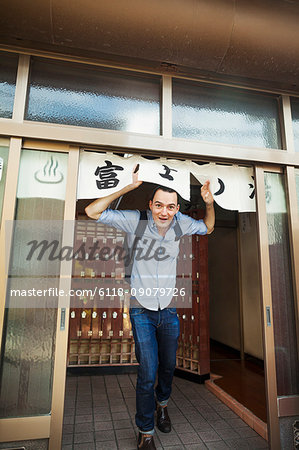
[149,186,180,229]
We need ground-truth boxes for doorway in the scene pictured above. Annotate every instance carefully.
[66,167,267,424]
[208,203,267,423]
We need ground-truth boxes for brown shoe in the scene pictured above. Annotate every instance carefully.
[156,404,171,433]
[137,432,156,449]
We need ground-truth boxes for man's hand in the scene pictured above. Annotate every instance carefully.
[201,180,215,234]
[85,164,143,220]
[201,180,214,206]
[130,164,143,190]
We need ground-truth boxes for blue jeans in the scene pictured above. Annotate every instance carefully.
[129,307,180,433]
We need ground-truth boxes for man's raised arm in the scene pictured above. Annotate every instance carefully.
[85,168,142,220]
[201,181,215,234]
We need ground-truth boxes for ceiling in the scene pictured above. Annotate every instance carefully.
[1,0,299,92]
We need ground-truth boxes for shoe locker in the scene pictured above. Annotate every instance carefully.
[68,219,137,366]
[68,210,209,376]
[176,209,210,375]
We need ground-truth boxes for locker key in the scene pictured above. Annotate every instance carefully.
[123,313,128,318]
[182,314,186,320]
[112,312,118,318]
[88,330,93,337]
[92,311,97,318]
[191,315,195,321]
[81,311,87,318]
[71,311,75,319]
[102,311,107,318]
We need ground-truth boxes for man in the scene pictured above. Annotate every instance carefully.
[85,169,215,449]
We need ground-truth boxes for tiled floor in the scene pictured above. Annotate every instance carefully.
[62,373,269,450]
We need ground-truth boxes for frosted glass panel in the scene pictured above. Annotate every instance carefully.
[291,98,299,152]
[265,172,299,396]
[26,58,161,134]
[0,142,9,223]
[0,150,67,418]
[0,52,18,118]
[173,79,281,149]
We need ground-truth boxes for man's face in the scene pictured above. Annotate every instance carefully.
[149,189,180,229]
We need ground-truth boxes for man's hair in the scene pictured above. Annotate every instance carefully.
[150,185,179,204]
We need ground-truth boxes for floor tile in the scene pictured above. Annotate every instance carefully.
[214,428,239,440]
[205,441,229,449]
[179,432,203,444]
[116,438,136,449]
[74,422,94,433]
[187,444,208,450]
[94,430,116,441]
[94,421,113,431]
[74,443,95,450]
[224,438,250,449]
[198,430,222,443]
[75,414,93,423]
[113,418,134,429]
[235,426,261,438]
[96,441,117,450]
[74,432,94,443]
[115,427,136,440]
[209,419,232,430]
[112,410,130,420]
[173,422,194,433]
[245,436,269,448]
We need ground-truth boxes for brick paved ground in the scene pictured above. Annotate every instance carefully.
[62,373,269,450]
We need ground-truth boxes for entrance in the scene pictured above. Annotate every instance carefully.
[2,142,297,449]
[67,168,267,425]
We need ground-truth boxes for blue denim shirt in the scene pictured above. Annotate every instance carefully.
[97,209,207,310]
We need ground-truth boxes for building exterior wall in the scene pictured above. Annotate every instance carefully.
[0,46,298,449]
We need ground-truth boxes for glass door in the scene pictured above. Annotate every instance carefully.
[0,140,79,449]
[255,165,299,450]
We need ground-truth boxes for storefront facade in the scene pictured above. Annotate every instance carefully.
[0,1,299,448]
